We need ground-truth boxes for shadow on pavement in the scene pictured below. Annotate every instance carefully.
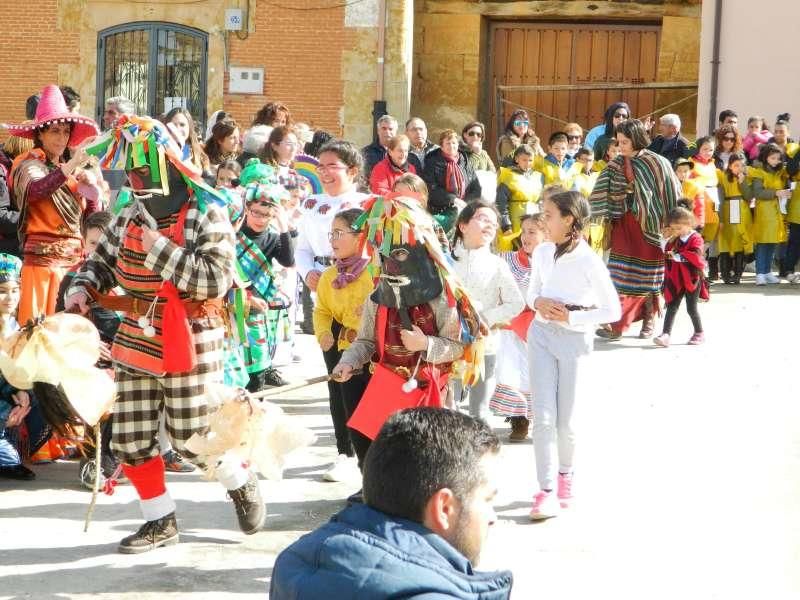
[2,565,272,596]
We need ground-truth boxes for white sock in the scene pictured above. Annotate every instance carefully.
[139,491,176,522]
[215,452,250,491]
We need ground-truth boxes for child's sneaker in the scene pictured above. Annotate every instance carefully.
[765,273,780,284]
[529,490,560,521]
[687,332,705,345]
[557,473,573,508]
[755,274,767,286]
[653,333,670,347]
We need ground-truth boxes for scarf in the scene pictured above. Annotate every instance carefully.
[389,156,409,174]
[332,255,369,289]
[443,153,466,198]
[590,150,681,247]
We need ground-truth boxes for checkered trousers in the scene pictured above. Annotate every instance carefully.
[111,322,225,465]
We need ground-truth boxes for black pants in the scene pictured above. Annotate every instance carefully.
[662,285,703,335]
[321,321,372,467]
[783,223,800,274]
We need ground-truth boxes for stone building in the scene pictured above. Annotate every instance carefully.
[0,0,701,147]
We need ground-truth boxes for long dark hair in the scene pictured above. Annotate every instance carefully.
[758,142,785,172]
[252,102,292,128]
[725,152,747,182]
[504,110,530,135]
[451,200,499,259]
[305,130,333,157]
[546,190,590,260]
[161,107,209,170]
[603,102,630,137]
[259,126,292,166]
[204,118,239,165]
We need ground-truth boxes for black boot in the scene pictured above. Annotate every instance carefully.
[227,472,266,535]
[719,254,733,284]
[118,512,179,554]
[708,256,720,282]
[733,252,745,284]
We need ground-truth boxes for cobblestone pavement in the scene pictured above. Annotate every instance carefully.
[1,279,798,599]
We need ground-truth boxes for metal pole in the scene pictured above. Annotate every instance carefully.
[708,0,723,134]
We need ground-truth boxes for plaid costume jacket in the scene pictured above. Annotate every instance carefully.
[69,199,235,375]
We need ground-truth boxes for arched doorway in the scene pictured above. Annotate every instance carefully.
[96,22,207,129]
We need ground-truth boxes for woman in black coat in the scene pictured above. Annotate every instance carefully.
[422,129,482,237]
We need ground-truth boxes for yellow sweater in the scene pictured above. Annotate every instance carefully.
[313,266,375,350]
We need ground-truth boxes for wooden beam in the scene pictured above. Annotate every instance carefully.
[421,0,700,19]
[499,81,697,92]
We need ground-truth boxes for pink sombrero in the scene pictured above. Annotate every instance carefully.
[3,84,99,146]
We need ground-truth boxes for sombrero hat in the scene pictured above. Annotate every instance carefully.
[3,84,99,146]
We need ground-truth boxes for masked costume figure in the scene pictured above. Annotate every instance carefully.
[65,116,265,553]
[338,194,485,441]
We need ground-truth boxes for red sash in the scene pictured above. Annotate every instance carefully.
[347,305,448,440]
[506,250,534,342]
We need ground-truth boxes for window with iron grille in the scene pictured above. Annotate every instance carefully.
[96,22,208,132]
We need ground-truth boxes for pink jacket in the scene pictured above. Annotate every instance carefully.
[742,130,771,160]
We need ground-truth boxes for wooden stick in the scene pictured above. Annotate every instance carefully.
[84,422,101,532]
[249,370,363,399]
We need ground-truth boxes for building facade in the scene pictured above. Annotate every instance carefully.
[0,0,701,147]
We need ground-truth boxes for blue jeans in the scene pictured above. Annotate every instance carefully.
[0,395,49,467]
[755,243,777,275]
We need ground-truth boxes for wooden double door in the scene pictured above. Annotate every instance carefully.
[488,22,661,152]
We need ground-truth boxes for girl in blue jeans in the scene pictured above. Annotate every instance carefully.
[749,144,789,285]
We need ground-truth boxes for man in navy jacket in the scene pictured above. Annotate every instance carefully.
[270,408,513,599]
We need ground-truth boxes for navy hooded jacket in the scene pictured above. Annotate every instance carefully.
[269,503,513,599]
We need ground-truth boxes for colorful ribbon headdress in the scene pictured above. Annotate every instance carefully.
[0,253,22,283]
[354,193,487,385]
[84,114,227,214]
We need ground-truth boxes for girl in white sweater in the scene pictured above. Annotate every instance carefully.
[451,201,525,420]
[527,190,620,520]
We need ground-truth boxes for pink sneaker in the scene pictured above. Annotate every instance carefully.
[529,490,560,521]
[557,473,573,508]
[687,332,705,345]
[653,333,670,347]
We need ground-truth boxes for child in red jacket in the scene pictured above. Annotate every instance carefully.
[654,204,708,347]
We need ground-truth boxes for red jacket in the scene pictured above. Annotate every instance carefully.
[369,157,416,195]
[663,231,709,303]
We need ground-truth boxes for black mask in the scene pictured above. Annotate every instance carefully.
[370,243,443,310]
[127,163,189,219]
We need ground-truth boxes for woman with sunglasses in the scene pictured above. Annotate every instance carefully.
[563,123,583,159]
[592,102,631,162]
[461,121,496,173]
[496,109,544,166]
[714,125,743,171]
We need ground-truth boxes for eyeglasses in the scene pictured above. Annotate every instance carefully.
[723,136,736,141]
[318,163,347,173]
[471,215,498,228]
[466,130,483,138]
[280,141,298,148]
[328,229,358,241]
[248,209,273,220]
[566,134,582,141]
[513,120,530,127]
[613,113,629,119]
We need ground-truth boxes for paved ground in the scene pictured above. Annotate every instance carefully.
[1,277,799,600]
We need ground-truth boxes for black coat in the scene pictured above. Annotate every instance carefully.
[648,135,691,165]
[361,142,387,180]
[422,148,482,215]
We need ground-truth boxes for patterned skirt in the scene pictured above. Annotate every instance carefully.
[607,213,665,297]
[489,330,532,418]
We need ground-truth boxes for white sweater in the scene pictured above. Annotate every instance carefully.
[451,243,525,353]
[527,240,621,333]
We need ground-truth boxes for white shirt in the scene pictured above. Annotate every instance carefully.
[295,190,370,280]
[527,240,621,332]
[451,243,525,353]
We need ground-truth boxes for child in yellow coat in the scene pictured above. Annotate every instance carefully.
[313,208,376,476]
[690,136,721,280]
[748,143,789,285]
[495,144,543,251]
[572,148,602,255]
[716,152,753,284]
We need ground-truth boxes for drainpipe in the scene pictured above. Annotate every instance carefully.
[707,0,723,134]
[372,0,388,143]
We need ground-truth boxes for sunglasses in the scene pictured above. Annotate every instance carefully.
[466,130,483,138]
[723,136,736,141]
[513,120,529,127]
[566,134,581,141]
[613,113,629,119]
